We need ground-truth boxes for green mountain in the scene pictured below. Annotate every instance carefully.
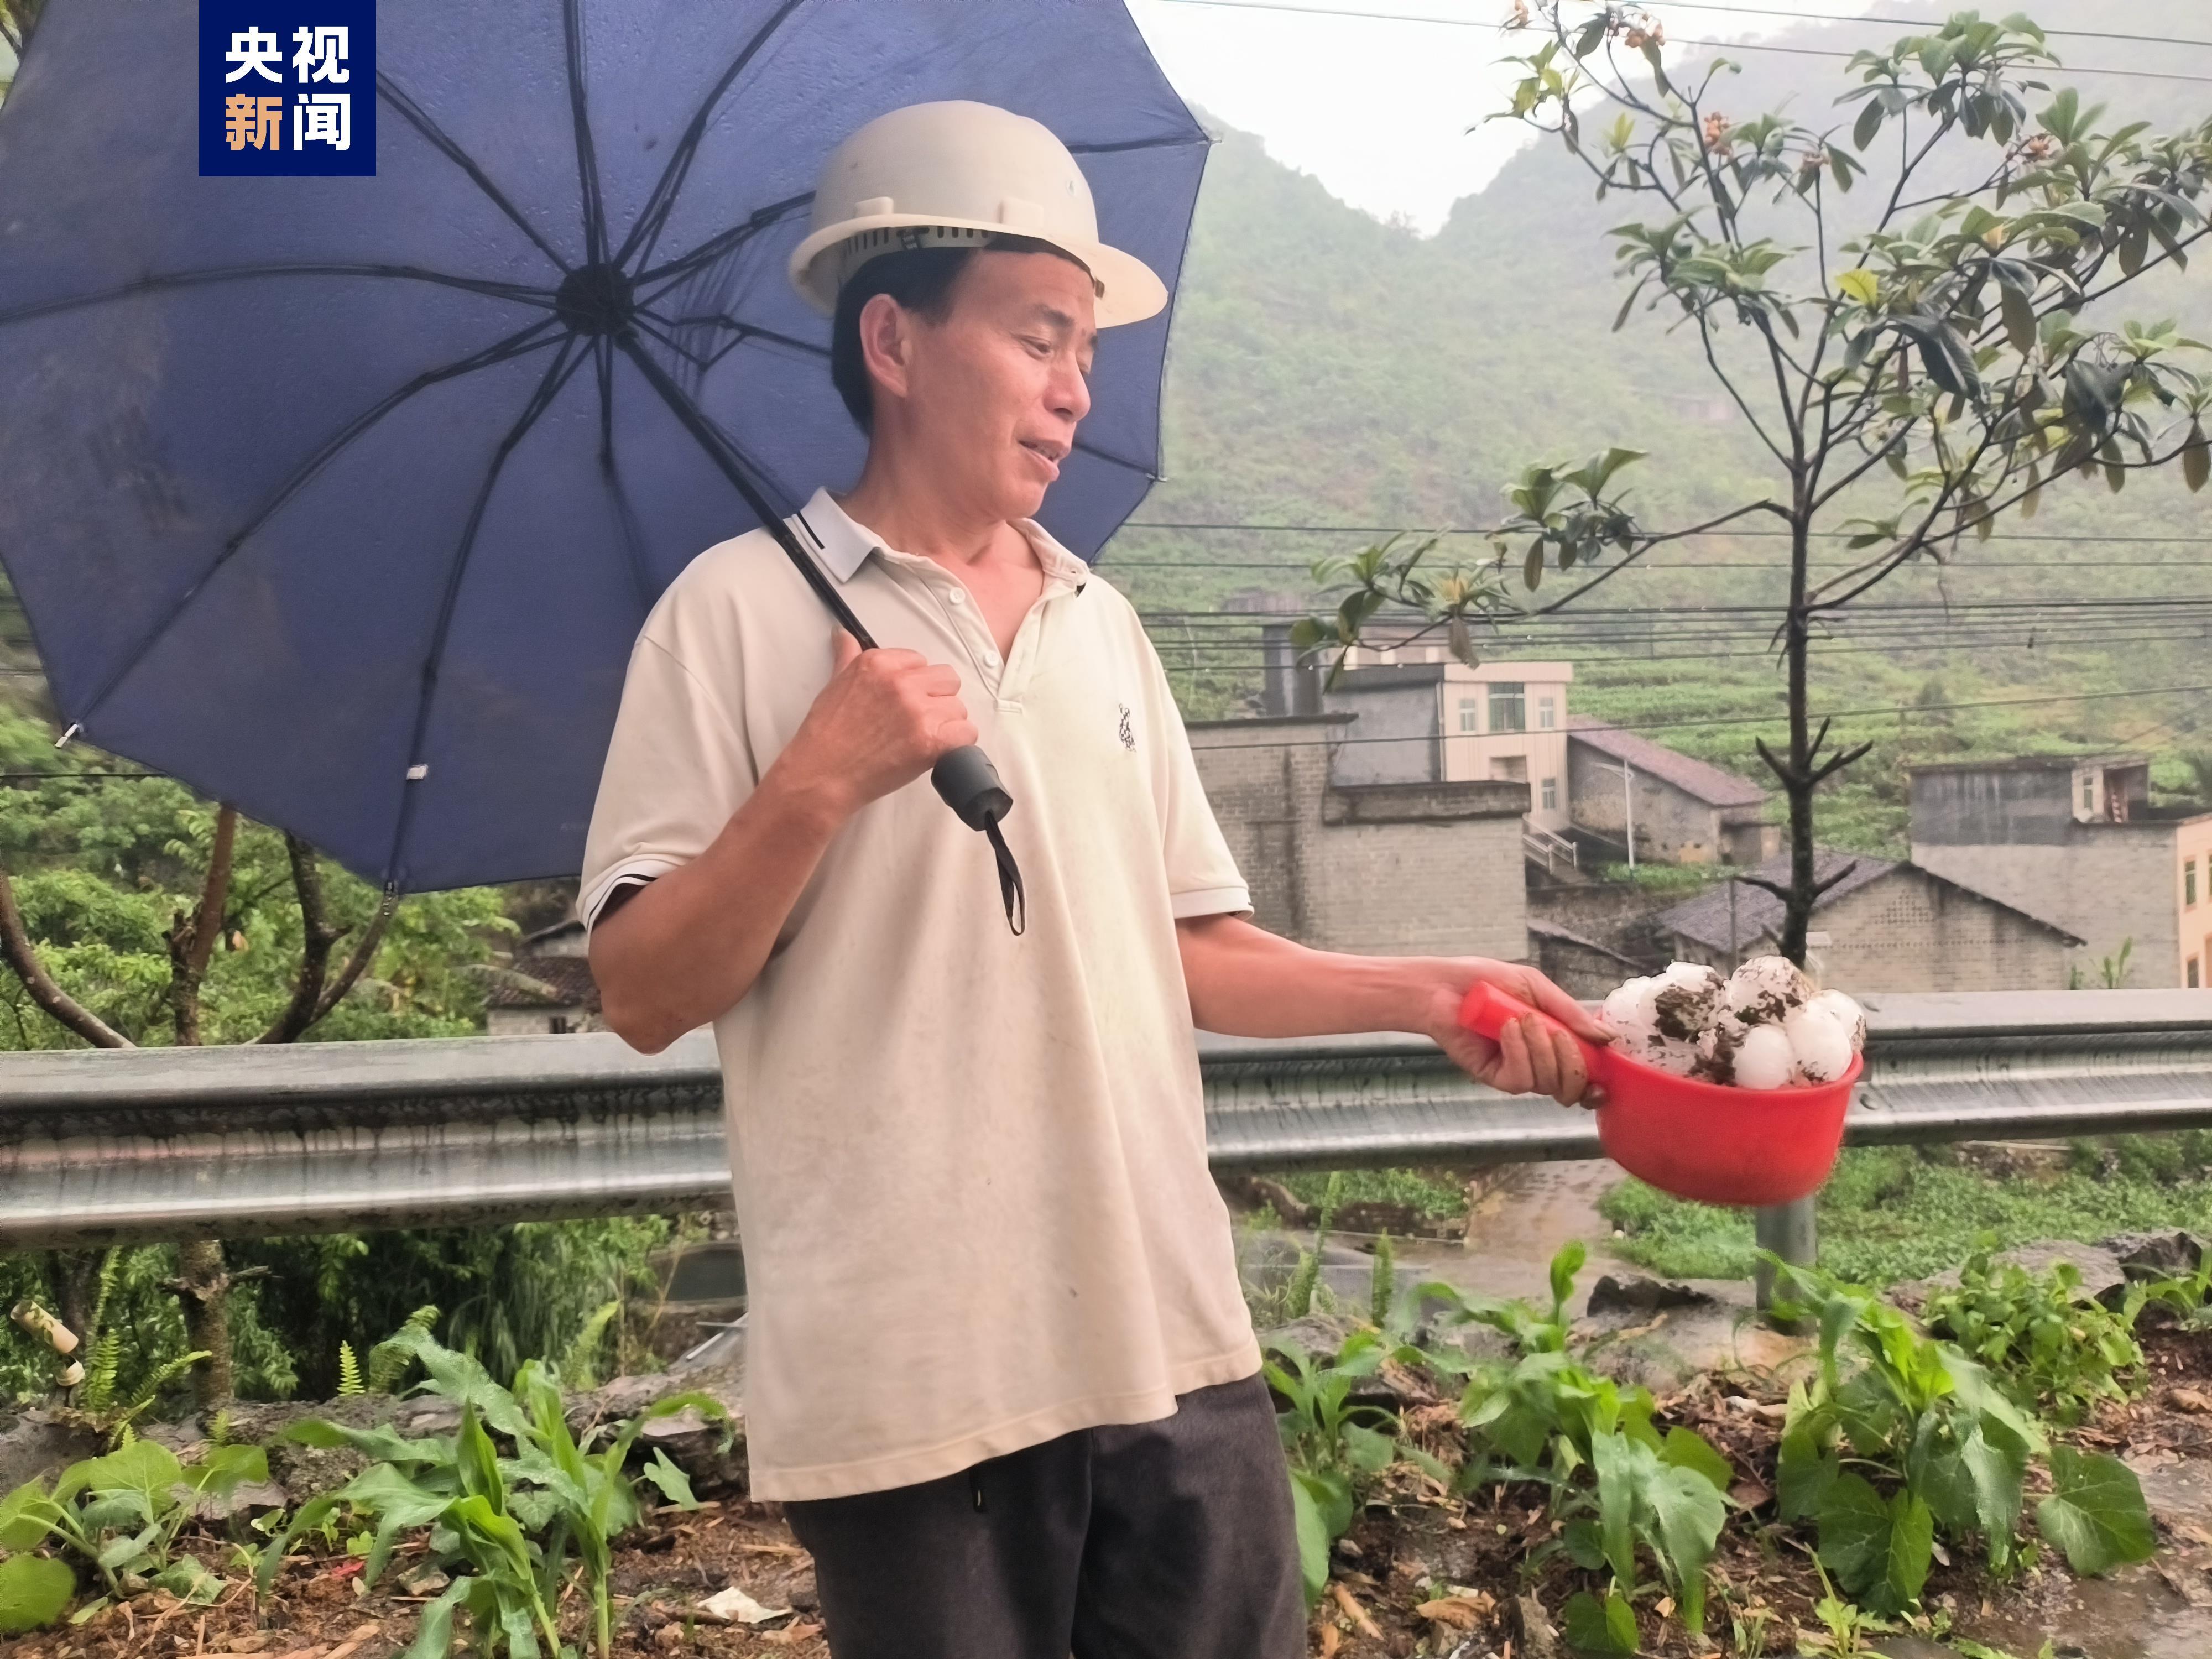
[1113,1,2212,851]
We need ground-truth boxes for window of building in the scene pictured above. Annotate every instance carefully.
[1457,697,1479,734]
[2190,859,2200,908]
[1541,776,1559,811]
[2192,957,2202,988]
[1489,682,1527,733]
[2082,774,2096,812]
[1537,695,1557,731]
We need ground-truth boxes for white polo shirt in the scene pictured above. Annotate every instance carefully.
[578,489,1260,1501]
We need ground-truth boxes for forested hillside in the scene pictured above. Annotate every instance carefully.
[1112,0,2212,852]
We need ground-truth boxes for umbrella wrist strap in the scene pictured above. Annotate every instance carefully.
[985,818,1025,937]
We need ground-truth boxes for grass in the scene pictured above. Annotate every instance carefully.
[1276,1167,1469,1222]
[1601,1141,2212,1287]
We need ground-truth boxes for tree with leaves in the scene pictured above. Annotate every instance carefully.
[0,698,512,1404]
[1305,6,2212,962]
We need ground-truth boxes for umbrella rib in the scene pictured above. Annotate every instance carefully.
[70,317,567,733]
[1065,133,1212,156]
[641,308,828,361]
[378,71,574,274]
[383,336,594,885]
[610,0,817,274]
[561,0,609,267]
[630,191,815,293]
[0,264,554,331]
[1073,436,1156,476]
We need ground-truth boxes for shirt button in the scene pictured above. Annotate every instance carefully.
[983,650,1001,669]
[946,588,967,606]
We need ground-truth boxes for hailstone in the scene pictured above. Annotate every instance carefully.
[1732,1022,1798,1091]
[1651,961,1726,1043]
[1784,1002,1855,1084]
[1806,988,1866,1052]
[1601,977,1662,1046]
[1725,954,1815,1025]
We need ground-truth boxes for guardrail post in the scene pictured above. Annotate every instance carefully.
[1754,1196,1816,1311]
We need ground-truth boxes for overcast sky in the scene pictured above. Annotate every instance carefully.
[1125,0,1885,233]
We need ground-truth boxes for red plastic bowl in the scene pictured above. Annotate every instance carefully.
[1459,980,1860,1207]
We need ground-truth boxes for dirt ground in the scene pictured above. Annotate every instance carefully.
[13,1322,2212,1659]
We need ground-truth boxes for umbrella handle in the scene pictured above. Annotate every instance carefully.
[932,745,1010,830]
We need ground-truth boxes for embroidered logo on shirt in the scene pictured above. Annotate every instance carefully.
[1117,703,1136,751]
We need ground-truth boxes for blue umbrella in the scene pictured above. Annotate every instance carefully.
[0,0,1206,894]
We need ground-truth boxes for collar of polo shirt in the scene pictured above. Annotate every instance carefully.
[793,486,1091,591]
[794,488,880,582]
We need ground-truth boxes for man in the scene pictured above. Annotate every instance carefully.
[581,100,1606,1659]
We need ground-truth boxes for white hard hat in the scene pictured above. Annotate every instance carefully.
[789,101,1167,328]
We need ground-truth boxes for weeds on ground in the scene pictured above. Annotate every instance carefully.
[1922,1239,2144,1425]
[1604,1145,2212,1287]
[264,1321,731,1659]
[1770,1256,2156,1616]
[0,1439,270,1628]
[1427,1243,1735,1646]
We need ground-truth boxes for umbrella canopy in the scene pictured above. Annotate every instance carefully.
[0,0,1206,891]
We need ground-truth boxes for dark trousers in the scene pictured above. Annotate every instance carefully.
[782,1373,1306,1659]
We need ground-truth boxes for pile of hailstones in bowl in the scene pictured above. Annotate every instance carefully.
[1599,956,1866,1089]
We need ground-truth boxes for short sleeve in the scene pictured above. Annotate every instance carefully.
[577,632,756,940]
[1138,635,1251,921]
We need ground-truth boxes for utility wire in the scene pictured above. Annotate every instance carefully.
[1183,677,2212,752]
[1121,523,2212,542]
[1155,0,2212,81]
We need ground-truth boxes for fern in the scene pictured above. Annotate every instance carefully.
[336,1342,365,1397]
[79,1330,123,1413]
[112,1349,211,1442]
[86,1246,122,1340]
[366,1303,440,1393]
[560,1300,622,1391]
[208,1408,233,1446]
[1369,1232,1396,1328]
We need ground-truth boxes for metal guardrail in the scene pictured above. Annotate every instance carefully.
[0,990,2205,1248]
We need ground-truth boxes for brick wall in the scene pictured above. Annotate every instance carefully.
[1911,827,2179,988]
[1672,867,2075,993]
[1187,717,1530,962]
[1567,743,1728,864]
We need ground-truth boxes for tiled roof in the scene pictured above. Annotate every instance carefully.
[484,954,599,1010]
[1566,716,1768,810]
[1655,848,2083,952]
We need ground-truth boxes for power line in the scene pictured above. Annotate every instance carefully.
[1568,2,2212,53]
[1120,522,2212,543]
[1183,677,2212,752]
[1155,0,2212,81]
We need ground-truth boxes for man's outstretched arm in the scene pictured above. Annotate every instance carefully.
[1174,912,1610,1108]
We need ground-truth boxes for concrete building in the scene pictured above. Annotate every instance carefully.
[485,917,599,1035]
[1908,755,2212,989]
[1185,713,1532,962]
[1656,850,2084,994]
[1565,716,1777,866]
[1253,622,1572,834]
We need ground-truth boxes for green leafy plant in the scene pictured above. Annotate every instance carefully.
[336,1342,366,1398]
[0,1439,270,1627]
[1368,1232,1396,1329]
[1430,1243,1733,1642]
[1771,1258,2155,1616]
[2138,1250,2212,1328]
[1282,1172,1344,1322]
[1264,1317,1460,1610]
[264,1322,727,1659]
[1921,1238,2143,1423]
